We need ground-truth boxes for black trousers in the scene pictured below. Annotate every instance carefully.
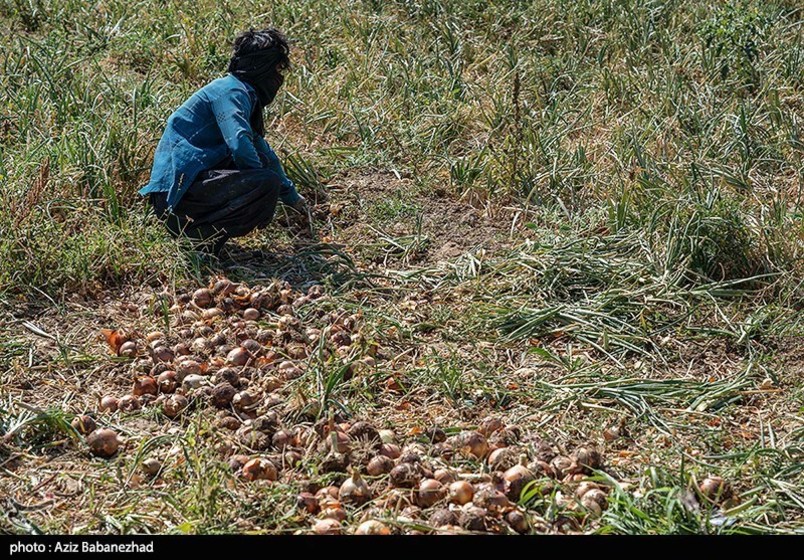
[149,164,281,254]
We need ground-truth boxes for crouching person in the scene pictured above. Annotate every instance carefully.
[139,27,309,255]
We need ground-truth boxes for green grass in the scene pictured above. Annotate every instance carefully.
[1,0,804,535]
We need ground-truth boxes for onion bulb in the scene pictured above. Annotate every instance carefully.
[118,341,137,358]
[146,331,165,343]
[163,394,188,419]
[320,431,349,473]
[478,416,504,437]
[458,505,487,532]
[157,371,178,393]
[71,414,96,435]
[488,447,520,471]
[192,288,213,308]
[141,458,162,477]
[87,428,121,458]
[366,455,394,476]
[433,468,455,485]
[296,492,319,514]
[210,382,236,408]
[240,339,262,354]
[242,457,278,481]
[232,390,259,412]
[472,485,510,512]
[448,480,474,505]
[550,455,575,479]
[503,458,535,501]
[505,510,529,534]
[378,429,395,444]
[698,476,732,503]
[379,443,401,460]
[355,520,391,535]
[338,469,371,505]
[319,499,346,521]
[417,478,445,508]
[455,431,489,459]
[99,395,119,413]
[243,308,260,321]
[575,481,601,499]
[316,486,339,502]
[389,463,421,489]
[212,278,234,295]
[571,445,602,473]
[428,508,457,528]
[580,488,607,517]
[118,395,141,412]
[132,376,158,396]
[226,347,250,366]
[176,359,201,380]
[151,346,175,363]
[313,518,341,535]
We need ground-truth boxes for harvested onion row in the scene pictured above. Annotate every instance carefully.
[81,276,718,534]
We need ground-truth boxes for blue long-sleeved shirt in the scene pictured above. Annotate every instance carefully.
[138,74,300,210]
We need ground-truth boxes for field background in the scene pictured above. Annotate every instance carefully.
[2,0,804,534]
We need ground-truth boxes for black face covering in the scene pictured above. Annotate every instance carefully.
[228,50,284,136]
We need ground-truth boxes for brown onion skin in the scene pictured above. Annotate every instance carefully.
[99,396,119,413]
[157,371,178,393]
[367,455,394,476]
[133,376,158,397]
[338,471,371,505]
[313,519,341,535]
[296,492,319,514]
[505,510,529,534]
[87,428,120,458]
[163,394,188,419]
[355,521,391,535]
[699,476,732,503]
[448,481,474,505]
[434,468,455,485]
[417,479,445,508]
[71,414,97,435]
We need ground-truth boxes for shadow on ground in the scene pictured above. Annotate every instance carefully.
[205,239,370,293]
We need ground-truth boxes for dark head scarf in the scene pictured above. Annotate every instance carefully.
[228,50,284,136]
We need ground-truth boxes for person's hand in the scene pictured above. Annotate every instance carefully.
[288,197,313,234]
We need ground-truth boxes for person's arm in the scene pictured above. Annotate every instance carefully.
[255,136,302,205]
[210,89,263,170]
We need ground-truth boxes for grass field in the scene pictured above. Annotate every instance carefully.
[1,0,804,534]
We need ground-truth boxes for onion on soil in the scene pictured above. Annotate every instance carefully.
[503,458,536,501]
[389,463,421,488]
[141,458,162,477]
[355,520,391,535]
[132,376,158,396]
[163,394,189,419]
[338,469,371,505]
[71,414,97,435]
[157,371,178,393]
[417,478,445,508]
[87,428,121,458]
[699,476,733,503]
[118,395,141,412]
[242,457,278,481]
[313,518,341,535]
[99,395,119,413]
[448,480,474,505]
[367,455,394,476]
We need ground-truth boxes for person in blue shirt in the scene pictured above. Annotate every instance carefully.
[139,28,308,255]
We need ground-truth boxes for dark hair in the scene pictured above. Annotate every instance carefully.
[231,28,290,71]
